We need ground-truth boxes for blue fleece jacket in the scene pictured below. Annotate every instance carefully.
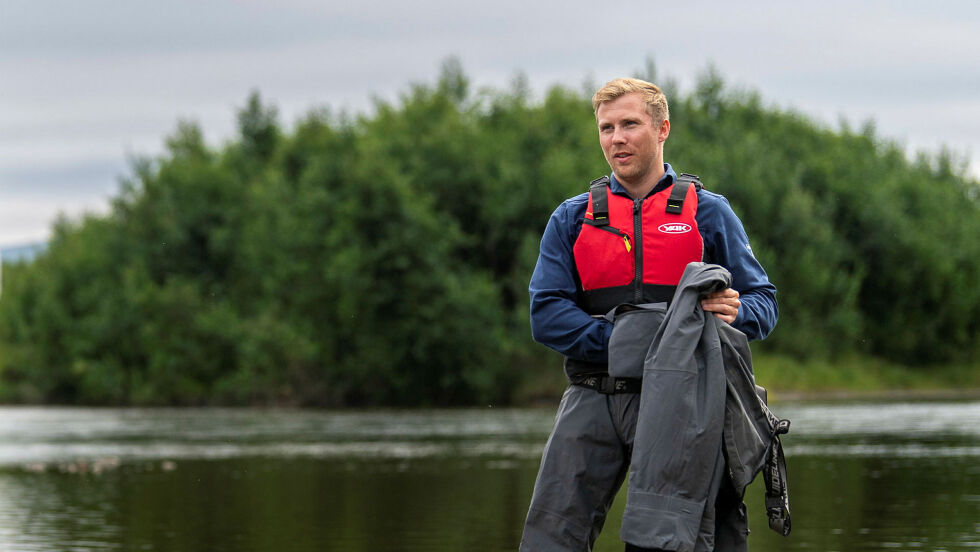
[528,165,778,364]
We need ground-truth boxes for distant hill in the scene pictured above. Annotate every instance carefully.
[0,242,47,263]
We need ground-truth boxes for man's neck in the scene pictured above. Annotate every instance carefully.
[617,166,666,199]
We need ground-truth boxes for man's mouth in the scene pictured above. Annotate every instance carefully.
[614,152,632,161]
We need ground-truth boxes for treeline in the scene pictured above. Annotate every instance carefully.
[1,60,978,406]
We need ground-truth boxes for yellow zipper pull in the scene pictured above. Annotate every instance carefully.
[624,235,632,253]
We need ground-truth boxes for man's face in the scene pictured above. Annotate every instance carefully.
[596,93,669,187]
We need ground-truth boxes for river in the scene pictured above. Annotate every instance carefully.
[0,400,977,551]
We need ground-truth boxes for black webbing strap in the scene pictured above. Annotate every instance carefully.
[569,374,642,394]
[765,418,792,536]
[588,176,611,226]
[665,173,703,214]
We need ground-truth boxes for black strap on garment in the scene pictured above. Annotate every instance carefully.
[665,173,703,214]
[765,418,792,536]
[588,176,611,226]
[569,374,642,394]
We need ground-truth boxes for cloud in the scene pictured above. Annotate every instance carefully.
[2,0,979,246]
[0,194,111,247]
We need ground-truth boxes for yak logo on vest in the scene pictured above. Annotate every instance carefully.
[658,223,692,234]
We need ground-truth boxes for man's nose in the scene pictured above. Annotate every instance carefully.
[612,127,627,143]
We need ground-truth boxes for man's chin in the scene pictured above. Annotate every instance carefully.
[614,169,643,185]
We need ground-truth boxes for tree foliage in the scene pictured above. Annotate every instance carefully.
[1,63,978,405]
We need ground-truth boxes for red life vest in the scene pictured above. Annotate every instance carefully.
[572,175,704,314]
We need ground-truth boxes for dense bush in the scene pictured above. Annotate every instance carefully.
[1,60,977,405]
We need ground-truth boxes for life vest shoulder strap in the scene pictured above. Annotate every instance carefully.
[588,175,611,226]
[666,173,704,214]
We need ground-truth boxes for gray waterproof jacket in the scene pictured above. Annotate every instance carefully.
[607,262,782,552]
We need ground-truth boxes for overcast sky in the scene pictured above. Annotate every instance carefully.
[2,0,978,247]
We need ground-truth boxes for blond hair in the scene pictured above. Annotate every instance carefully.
[592,78,669,123]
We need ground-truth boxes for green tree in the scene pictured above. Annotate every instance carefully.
[1,61,977,406]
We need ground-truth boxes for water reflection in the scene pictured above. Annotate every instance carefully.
[733,400,980,552]
[0,401,976,551]
[0,407,552,466]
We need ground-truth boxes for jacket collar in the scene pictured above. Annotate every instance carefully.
[608,163,677,199]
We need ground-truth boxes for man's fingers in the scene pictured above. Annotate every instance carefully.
[712,312,737,324]
[701,288,740,324]
[701,298,741,311]
[703,288,739,300]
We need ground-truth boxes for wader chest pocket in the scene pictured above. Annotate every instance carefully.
[607,303,667,379]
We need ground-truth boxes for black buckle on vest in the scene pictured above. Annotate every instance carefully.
[676,173,703,189]
[665,196,685,214]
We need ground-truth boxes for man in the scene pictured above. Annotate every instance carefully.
[520,78,777,551]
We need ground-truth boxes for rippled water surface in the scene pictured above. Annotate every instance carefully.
[0,400,977,551]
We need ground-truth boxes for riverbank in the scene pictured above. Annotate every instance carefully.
[1,354,976,408]
[512,352,980,406]
[753,353,980,402]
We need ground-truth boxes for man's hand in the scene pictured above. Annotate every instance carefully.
[701,288,740,324]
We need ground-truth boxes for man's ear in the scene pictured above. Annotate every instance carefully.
[659,119,670,143]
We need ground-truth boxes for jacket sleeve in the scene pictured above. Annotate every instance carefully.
[697,192,778,341]
[528,199,614,363]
